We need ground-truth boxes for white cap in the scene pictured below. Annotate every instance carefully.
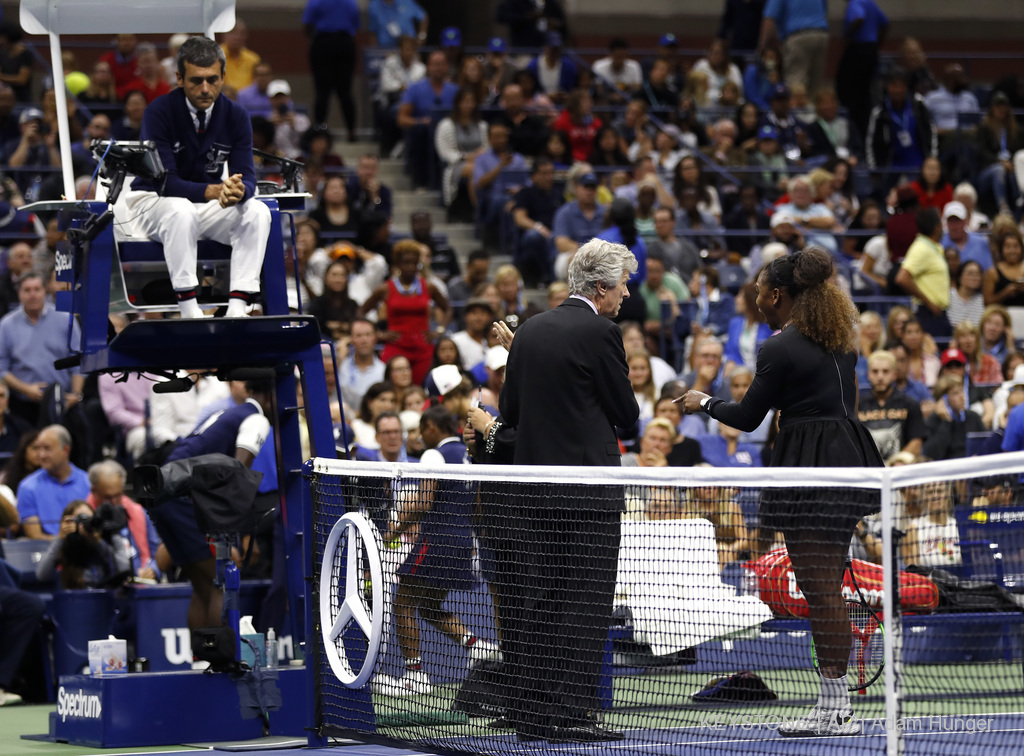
[425,364,463,397]
[1008,363,1024,391]
[267,79,291,98]
[942,201,968,221]
[770,211,796,229]
[485,346,508,371]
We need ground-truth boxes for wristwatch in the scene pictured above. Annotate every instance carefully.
[700,395,711,411]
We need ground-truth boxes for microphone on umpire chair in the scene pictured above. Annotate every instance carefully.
[153,376,196,394]
[53,355,82,370]
[252,148,303,193]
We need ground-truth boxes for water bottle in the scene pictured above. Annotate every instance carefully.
[224,562,241,661]
[741,566,759,599]
[265,627,278,668]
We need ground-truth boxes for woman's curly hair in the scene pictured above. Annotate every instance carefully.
[762,247,858,353]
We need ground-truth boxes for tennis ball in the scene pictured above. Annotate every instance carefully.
[65,72,90,95]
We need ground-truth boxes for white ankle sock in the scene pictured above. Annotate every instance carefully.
[178,299,205,319]
[818,674,849,710]
[225,299,248,318]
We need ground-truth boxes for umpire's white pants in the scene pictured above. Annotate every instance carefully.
[116,189,271,292]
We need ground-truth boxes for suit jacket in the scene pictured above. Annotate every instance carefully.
[499,297,639,470]
[132,88,258,204]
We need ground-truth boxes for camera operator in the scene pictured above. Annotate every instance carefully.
[266,79,309,160]
[87,461,163,581]
[153,380,272,629]
[36,500,132,589]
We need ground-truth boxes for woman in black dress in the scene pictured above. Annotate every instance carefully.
[680,247,883,738]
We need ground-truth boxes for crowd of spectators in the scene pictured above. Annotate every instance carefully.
[0,1,1020,700]
[328,1,1024,579]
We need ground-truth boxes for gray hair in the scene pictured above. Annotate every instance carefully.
[713,118,736,136]
[41,424,72,450]
[16,270,44,290]
[788,175,811,193]
[695,335,724,354]
[567,239,638,298]
[135,42,157,58]
[88,460,127,488]
[953,181,977,203]
[177,36,226,78]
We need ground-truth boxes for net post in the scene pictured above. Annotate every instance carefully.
[880,466,902,756]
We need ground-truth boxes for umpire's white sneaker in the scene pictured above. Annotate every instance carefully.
[778,705,860,737]
[371,670,433,697]
[178,300,207,319]
[466,639,502,669]
[225,299,249,318]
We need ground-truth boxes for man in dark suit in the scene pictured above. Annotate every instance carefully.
[498,238,639,743]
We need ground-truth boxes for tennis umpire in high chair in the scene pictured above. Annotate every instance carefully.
[112,36,270,319]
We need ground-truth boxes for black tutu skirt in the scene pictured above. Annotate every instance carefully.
[759,416,884,539]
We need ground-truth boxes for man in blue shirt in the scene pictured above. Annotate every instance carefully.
[303,0,360,138]
[759,0,829,97]
[924,64,979,134]
[17,425,89,539]
[397,51,457,189]
[471,121,528,229]
[339,319,386,414]
[236,61,274,118]
[940,201,993,271]
[0,272,83,426]
[836,0,889,137]
[368,0,428,49]
[552,172,606,281]
[354,411,410,463]
[113,37,271,320]
[681,336,732,402]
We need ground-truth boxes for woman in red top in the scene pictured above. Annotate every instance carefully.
[359,241,451,386]
[553,90,602,162]
[910,156,953,212]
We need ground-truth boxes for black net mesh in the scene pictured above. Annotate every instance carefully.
[308,457,1024,755]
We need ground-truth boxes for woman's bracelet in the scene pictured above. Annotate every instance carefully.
[485,419,503,455]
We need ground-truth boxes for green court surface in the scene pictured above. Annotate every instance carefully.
[371,662,1024,741]
[0,704,203,756]
[6,663,1020,754]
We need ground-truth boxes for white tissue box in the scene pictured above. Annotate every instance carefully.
[88,637,127,676]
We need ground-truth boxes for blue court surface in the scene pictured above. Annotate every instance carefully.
[126,712,1024,756]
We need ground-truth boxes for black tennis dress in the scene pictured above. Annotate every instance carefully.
[704,324,884,536]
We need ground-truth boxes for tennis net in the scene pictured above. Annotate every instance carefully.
[308,452,1024,756]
